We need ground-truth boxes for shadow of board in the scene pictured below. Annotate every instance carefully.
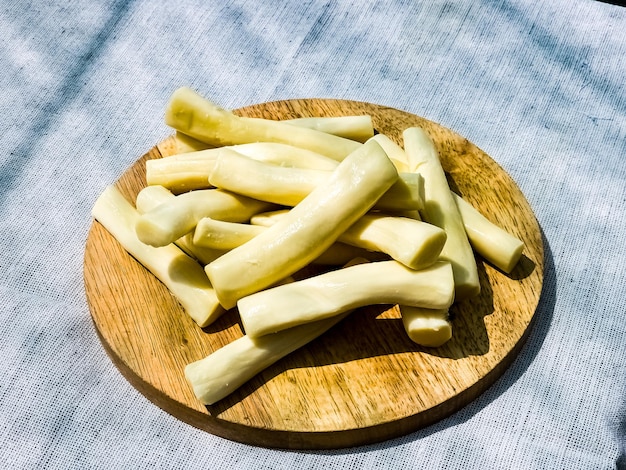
[281,228,555,456]
[207,230,550,421]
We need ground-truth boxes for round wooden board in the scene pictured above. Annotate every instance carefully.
[84,99,544,450]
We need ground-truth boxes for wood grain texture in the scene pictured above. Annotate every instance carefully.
[83,99,544,449]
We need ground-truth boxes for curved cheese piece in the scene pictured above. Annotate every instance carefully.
[205,139,399,308]
[165,87,361,161]
[91,185,224,327]
[238,260,455,338]
[403,127,480,300]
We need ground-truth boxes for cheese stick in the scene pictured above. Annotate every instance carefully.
[135,188,275,247]
[400,306,452,347]
[249,210,446,270]
[205,139,399,308]
[238,260,455,338]
[185,311,352,405]
[91,185,224,327]
[147,142,339,193]
[453,193,524,273]
[209,148,423,211]
[135,185,227,265]
[403,127,480,299]
[165,87,361,161]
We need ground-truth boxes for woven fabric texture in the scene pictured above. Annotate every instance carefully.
[1,1,625,468]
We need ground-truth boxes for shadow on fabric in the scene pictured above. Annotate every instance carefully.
[596,0,626,6]
[307,228,556,455]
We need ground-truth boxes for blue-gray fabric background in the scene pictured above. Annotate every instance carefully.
[1,1,625,468]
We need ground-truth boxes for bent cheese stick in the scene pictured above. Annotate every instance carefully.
[193,217,387,265]
[209,149,323,206]
[193,218,266,250]
[238,260,455,338]
[146,142,339,193]
[339,214,445,270]
[165,87,361,161]
[365,133,523,271]
[91,186,224,327]
[403,127,480,300]
[453,193,524,273]
[146,150,218,193]
[185,258,369,404]
[135,186,227,265]
[135,188,275,247]
[185,310,352,405]
[147,143,339,193]
[400,306,452,348]
[176,114,373,155]
[209,148,424,211]
[250,210,446,270]
[205,139,399,309]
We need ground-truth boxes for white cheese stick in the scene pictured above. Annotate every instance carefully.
[146,150,218,193]
[205,139,399,309]
[135,188,275,247]
[338,213,446,270]
[403,127,480,300]
[185,311,352,405]
[282,115,374,143]
[192,216,387,265]
[185,258,371,404]
[208,148,323,206]
[400,306,452,347]
[176,114,373,154]
[250,210,446,270]
[193,218,266,250]
[238,260,455,338]
[91,185,224,327]
[209,148,423,211]
[453,193,524,273]
[371,133,410,172]
[135,186,227,265]
[371,132,522,273]
[147,142,339,193]
[165,87,361,161]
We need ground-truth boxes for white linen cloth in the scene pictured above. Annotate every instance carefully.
[1,0,625,468]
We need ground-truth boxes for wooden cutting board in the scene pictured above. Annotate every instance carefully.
[83,99,544,449]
